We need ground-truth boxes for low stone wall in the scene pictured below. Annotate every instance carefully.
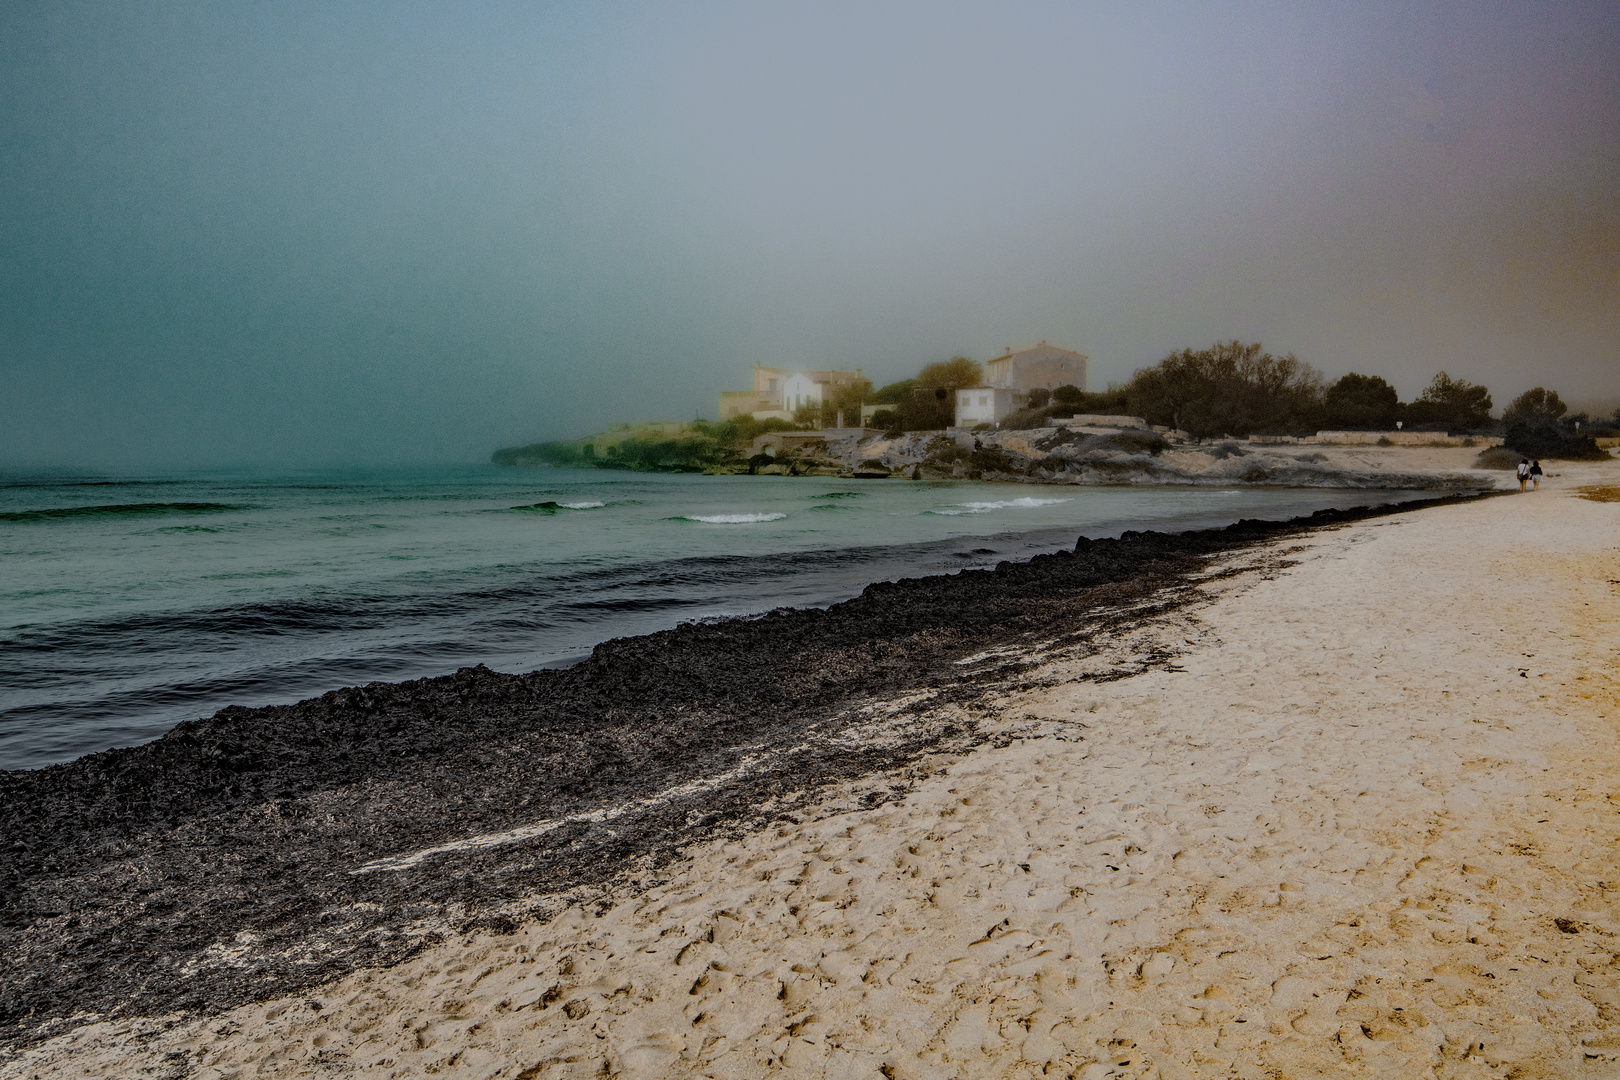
[1047,414,1150,430]
[1251,431,1505,448]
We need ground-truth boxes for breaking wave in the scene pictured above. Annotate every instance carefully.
[671,512,788,524]
[926,497,1072,516]
[509,500,608,513]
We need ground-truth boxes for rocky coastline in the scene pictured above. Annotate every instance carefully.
[743,426,1508,489]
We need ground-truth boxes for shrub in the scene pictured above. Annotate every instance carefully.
[1504,423,1609,461]
[1473,446,1520,470]
[924,437,969,465]
[998,406,1052,430]
[968,445,1019,474]
[1100,430,1169,456]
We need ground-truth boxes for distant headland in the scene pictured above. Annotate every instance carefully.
[492,340,1618,485]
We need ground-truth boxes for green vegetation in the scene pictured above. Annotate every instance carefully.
[1121,341,1324,439]
[1322,373,1398,429]
[1109,348,1541,441]
[1502,386,1566,427]
[492,418,810,473]
[1402,372,1493,431]
[869,357,984,433]
[1500,386,1608,460]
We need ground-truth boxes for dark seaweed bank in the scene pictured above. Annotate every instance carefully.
[0,493,1492,1048]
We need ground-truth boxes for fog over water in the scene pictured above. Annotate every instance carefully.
[3,1,1617,470]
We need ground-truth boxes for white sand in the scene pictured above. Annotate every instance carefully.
[7,464,1620,1079]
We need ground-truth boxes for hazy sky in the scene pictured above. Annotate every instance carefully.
[3,1,1617,468]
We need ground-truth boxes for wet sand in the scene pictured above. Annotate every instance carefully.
[4,465,1619,1077]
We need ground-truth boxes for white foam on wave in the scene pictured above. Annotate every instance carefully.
[678,512,788,524]
[559,501,605,509]
[928,497,1072,516]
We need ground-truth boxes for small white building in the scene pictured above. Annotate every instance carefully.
[718,364,865,424]
[955,386,1016,427]
[781,372,825,413]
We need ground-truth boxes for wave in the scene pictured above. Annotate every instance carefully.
[0,502,243,523]
[813,492,865,499]
[670,512,788,524]
[926,497,1072,516]
[0,478,187,490]
[509,500,607,513]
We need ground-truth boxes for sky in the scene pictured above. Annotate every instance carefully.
[2,1,1617,469]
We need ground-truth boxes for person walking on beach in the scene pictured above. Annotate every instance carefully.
[1517,459,1530,491]
[1530,460,1544,490]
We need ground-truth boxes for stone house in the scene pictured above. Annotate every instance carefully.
[984,342,1088,396]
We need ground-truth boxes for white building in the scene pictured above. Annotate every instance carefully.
[781,372,825,412]
[718,365,865,424]
[955,386,1016,427]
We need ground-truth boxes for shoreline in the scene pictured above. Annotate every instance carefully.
[0,492,1497,1052]
[8,468,1620,1076]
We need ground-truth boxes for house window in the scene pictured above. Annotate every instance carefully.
[979,396,988,407]
[768,379,778,392]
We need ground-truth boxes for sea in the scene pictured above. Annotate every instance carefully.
[0,465,1428,771]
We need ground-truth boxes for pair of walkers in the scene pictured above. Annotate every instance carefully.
[1516,458,1543,492]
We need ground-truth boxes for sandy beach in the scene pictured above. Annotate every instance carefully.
[5,463,1619,1078]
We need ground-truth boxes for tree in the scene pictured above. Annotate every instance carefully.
[1124,341,1323,439]
[1051,384,1084,406]
[870,378,918,405]
[1403,372,1493,431]
[1501,387,1567,427]
[815,376,874,428]
[1322,373,1398,430]
[865,358,982,431]
[917,356,984,391]
[1026,387,1051,409]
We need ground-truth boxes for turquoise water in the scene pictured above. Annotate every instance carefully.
[1,465,1422,769]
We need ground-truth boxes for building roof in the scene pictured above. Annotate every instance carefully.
[987,341,1088,366]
